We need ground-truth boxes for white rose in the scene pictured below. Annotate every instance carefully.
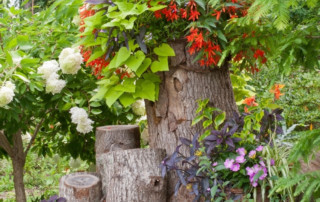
[0,86,15,107]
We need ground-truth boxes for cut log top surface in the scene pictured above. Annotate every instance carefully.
[96,125,139,132]
[65,174,100,189]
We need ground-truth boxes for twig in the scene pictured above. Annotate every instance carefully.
[24,110,50,157]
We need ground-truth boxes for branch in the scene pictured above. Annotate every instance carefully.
[306,35,320,39]
[0,130,14,157]
[24,115,46,157]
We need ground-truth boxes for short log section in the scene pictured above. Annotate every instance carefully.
[59,172,102,202]
[95,125,140,160]
[96,148,167,202]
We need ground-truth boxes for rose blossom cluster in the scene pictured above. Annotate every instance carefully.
[37,60,66,94]
[0,81,16,107]
[224,147,247,172]
[69,107,93,134]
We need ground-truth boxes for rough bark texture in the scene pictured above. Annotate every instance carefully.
[95,125,140,161]
[59,172,102,202]
[145,40,238,201]
[12,130,26,202]
[96,148,167,202]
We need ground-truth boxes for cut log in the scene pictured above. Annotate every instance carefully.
[59,172,102,202]
[96,148,167,202]
[95,125,140,160]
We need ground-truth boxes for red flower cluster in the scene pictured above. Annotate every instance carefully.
[79,4,110,79]
[186,28,222,66]
[253,49,267,64]
[79,4,95,33]
[154,0,200,22]
[212,0,248,21]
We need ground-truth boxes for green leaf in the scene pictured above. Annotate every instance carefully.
[13,73,30,83]
[195,0,206,10]
[148,5,167,11]
[105,87,124,107]
[87,49,105,63]
[119,93,136,107]
[136,58,151,77]
[125,51,145,72]
[133,79,156,101]
[153,43,175,57]
[211,185,218,198]
[151,56,169,73]
[91,109,102,115]
[217,30,228,43]
[115,47,131,67]
[192,114,204,126]
[253,170,264,181]
[113,78,136,92]
[214,112,226,129]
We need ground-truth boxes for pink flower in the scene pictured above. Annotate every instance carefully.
[224,159,234,169]
[246,167,254,176]
[212,162,218,167]
[230,163,240,172]
[270,159,275,166]
[259,160,266,167]
[236,147,246,156]
[248,150,256,159]
[256,145,264,152]
[236,155,246,164]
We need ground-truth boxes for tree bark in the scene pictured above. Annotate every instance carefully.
[59,172,102,202]
[95,125,140,160]
[96,148,167,202]
[12,130,26,202]
[145,40,238,201]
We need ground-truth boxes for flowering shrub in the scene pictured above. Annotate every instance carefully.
[161,98,286,201]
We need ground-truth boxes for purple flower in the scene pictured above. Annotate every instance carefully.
[224,159,234,169]
[256,145,264,152]
[270,159,275,166]
[236,148,246,156]
[236,155,246,164]
[259,160,266,167]
[246,167,254,176]
[230,163,240,172]
[248,150,256,159]
[212,162,218,167]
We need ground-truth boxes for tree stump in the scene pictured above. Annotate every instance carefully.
[95,125,140,160]
[96,148,167,202]
[59,172,102,202]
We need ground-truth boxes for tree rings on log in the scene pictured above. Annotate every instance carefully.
[59,172,102,202]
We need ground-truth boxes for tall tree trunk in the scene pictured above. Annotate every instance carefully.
[145,40,238,201]
[12,130,27,202]
[12,157,26,202]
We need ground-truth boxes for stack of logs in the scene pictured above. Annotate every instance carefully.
[59,125,167,202]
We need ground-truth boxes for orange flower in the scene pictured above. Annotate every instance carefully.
[243,96,258,107]
[270,84,285,100]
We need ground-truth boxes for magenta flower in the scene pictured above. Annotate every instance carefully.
[230,163,240,172]
[236,155,246,164]
[246,167,254,176]
[270,159,275,166]
[248,150,256,159]
[224,159,234,169]
[246,163,268,187]
[256,145,264,152]
[212,162,218,167]
[259,160,266,167]
[236,147,246,156]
